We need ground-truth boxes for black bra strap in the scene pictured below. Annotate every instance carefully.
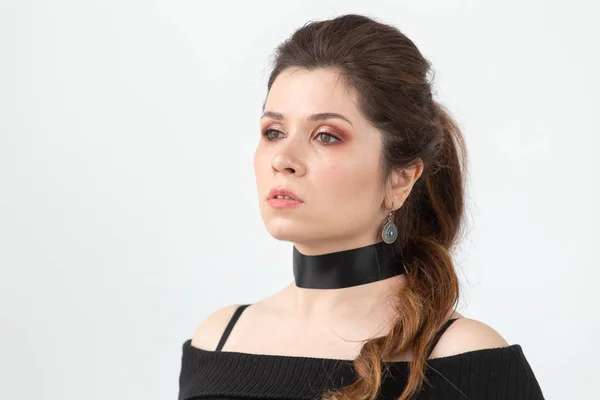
[215,304,251,351]
[427,318,459,358]
[216,306,458,357]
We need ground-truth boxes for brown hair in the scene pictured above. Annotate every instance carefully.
[266,14,467,400]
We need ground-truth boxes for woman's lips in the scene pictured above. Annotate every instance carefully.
[267,197,303,208]
[267,188,303,205]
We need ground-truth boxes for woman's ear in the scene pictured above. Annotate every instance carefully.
[385,159,424,210]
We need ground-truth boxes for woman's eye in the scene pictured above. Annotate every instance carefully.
[316,132,341,144]
[262,129,340,144]
[263,129,284,141]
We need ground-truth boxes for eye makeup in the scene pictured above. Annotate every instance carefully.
[261,126,346,145]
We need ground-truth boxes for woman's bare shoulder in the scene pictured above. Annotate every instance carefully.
[430,315,510,358]
[188,287,289,351]
[190,304,244,351]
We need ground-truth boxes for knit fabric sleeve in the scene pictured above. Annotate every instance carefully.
[406,345,546,400]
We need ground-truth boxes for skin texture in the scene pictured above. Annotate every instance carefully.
[191,67,508,362]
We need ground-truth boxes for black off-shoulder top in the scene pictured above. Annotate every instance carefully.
[177,304,545,400]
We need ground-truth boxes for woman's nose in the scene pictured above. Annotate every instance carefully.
[271,150,306,176]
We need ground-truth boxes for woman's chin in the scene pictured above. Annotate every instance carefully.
[266,226,300,242]
[264,221,308,243]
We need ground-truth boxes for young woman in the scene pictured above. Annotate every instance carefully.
[178,14,545,400]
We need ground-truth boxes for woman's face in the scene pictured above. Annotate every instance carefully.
[254,67,390,255]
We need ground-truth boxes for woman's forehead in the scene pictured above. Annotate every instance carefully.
[265,68,362,123]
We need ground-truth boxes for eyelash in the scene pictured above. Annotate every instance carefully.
[262,129,342,144]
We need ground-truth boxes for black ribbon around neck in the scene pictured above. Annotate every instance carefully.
[293,241,406,289]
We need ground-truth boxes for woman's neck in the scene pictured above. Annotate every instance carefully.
[288,238,406,325]
[293,233,382,256]
[286,275,406,326]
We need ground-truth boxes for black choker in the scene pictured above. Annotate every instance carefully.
[293,241,406,289]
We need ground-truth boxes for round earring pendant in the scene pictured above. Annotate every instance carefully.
[382,219,398,244]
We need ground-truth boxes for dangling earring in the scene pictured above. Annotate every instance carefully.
[382,201,398,244]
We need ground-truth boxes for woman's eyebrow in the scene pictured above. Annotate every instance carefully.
[261,111,354,127]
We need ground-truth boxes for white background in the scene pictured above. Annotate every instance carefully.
[1,1,598,399]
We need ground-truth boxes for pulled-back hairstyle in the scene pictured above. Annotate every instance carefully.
[266,14,468,400]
